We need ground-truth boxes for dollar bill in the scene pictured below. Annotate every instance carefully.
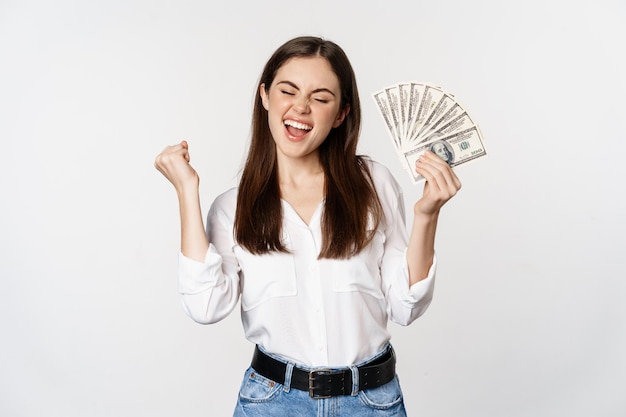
[403,126,486,183]
[404,82,423,150]
[373,89,401,150]
[413,93,456,142]
[384,86,402,147]
[406,84,446,146]
[418,108,479,144]
[398,83,412,141]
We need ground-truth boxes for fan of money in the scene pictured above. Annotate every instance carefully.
[373,82,487,183]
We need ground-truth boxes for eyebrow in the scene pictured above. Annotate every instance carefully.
[276,80,336,97]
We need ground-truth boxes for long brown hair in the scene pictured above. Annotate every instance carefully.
[235,36,382,259]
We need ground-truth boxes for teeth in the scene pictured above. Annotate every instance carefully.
[284,120,312,130]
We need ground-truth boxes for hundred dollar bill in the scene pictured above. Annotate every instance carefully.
[413,92,456,142]
[398,83,412,141]
[384,86,402,147]
[403,126,487,183]
[418,108,479,144]
[406,84,446,147]
[404,82,424,148]
[373,90,401,150]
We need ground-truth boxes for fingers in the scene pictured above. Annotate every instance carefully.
[414,151,461,215]
[180,140,190,162]
[413,151,462,216]
[155,141,190,168]
[154,140,198,189]
[415,151,462,198]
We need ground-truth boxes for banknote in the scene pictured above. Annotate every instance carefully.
[403,127,486,183]
[373,90,400,149]
[404,82,424,149]
[413,92,456,142]
[373,81,486,183]
[384,85,401,141]
[397,83,412,140]
[418,107,479,144]
[406,84,446,146]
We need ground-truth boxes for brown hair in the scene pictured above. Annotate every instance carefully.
[235,36,382,259]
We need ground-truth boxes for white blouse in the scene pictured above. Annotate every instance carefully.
[178,160,436,367]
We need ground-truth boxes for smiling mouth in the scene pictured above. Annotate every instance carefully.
[284,119,312,137]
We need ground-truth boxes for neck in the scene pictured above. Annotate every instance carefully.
[276,152,324,188]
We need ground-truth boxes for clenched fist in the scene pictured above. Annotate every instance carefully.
[154,140,199,192]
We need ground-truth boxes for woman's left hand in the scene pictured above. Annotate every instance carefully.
[413,150,462,216]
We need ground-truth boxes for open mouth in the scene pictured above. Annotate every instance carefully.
[284,119,312,138]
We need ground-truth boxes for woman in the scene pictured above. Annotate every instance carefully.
[155,36,461,416]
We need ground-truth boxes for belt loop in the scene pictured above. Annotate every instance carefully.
[283,361,295,392]
[349,365,359,396]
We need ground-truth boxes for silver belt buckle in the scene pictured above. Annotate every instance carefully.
[308,368,339,399]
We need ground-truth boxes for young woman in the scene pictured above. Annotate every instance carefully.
[155,36,461,416]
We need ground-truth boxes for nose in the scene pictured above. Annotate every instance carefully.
[293,96,310,114]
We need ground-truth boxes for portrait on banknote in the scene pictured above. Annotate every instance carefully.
[429,141,454,166]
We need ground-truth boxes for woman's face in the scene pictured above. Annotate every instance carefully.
[260,56,349,163]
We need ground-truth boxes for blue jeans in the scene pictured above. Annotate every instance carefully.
[233,345,407,417]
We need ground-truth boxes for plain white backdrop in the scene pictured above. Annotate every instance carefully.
[1,0,625,416]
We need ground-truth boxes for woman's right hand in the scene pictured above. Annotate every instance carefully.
[154,140,199,192]
[155,140,209,260]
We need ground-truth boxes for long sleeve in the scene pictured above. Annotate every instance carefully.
[177,189,241,324]
[375,162,436,326]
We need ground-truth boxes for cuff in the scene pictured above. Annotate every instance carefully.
[393,252,437,305]
[177,244,223,294]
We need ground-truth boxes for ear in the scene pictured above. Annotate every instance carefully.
[260,83,269,110]
[332,104,350,128]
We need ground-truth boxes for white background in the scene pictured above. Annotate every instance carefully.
[1,0,625,416]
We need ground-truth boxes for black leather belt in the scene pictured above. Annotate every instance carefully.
[250,345,396,398]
